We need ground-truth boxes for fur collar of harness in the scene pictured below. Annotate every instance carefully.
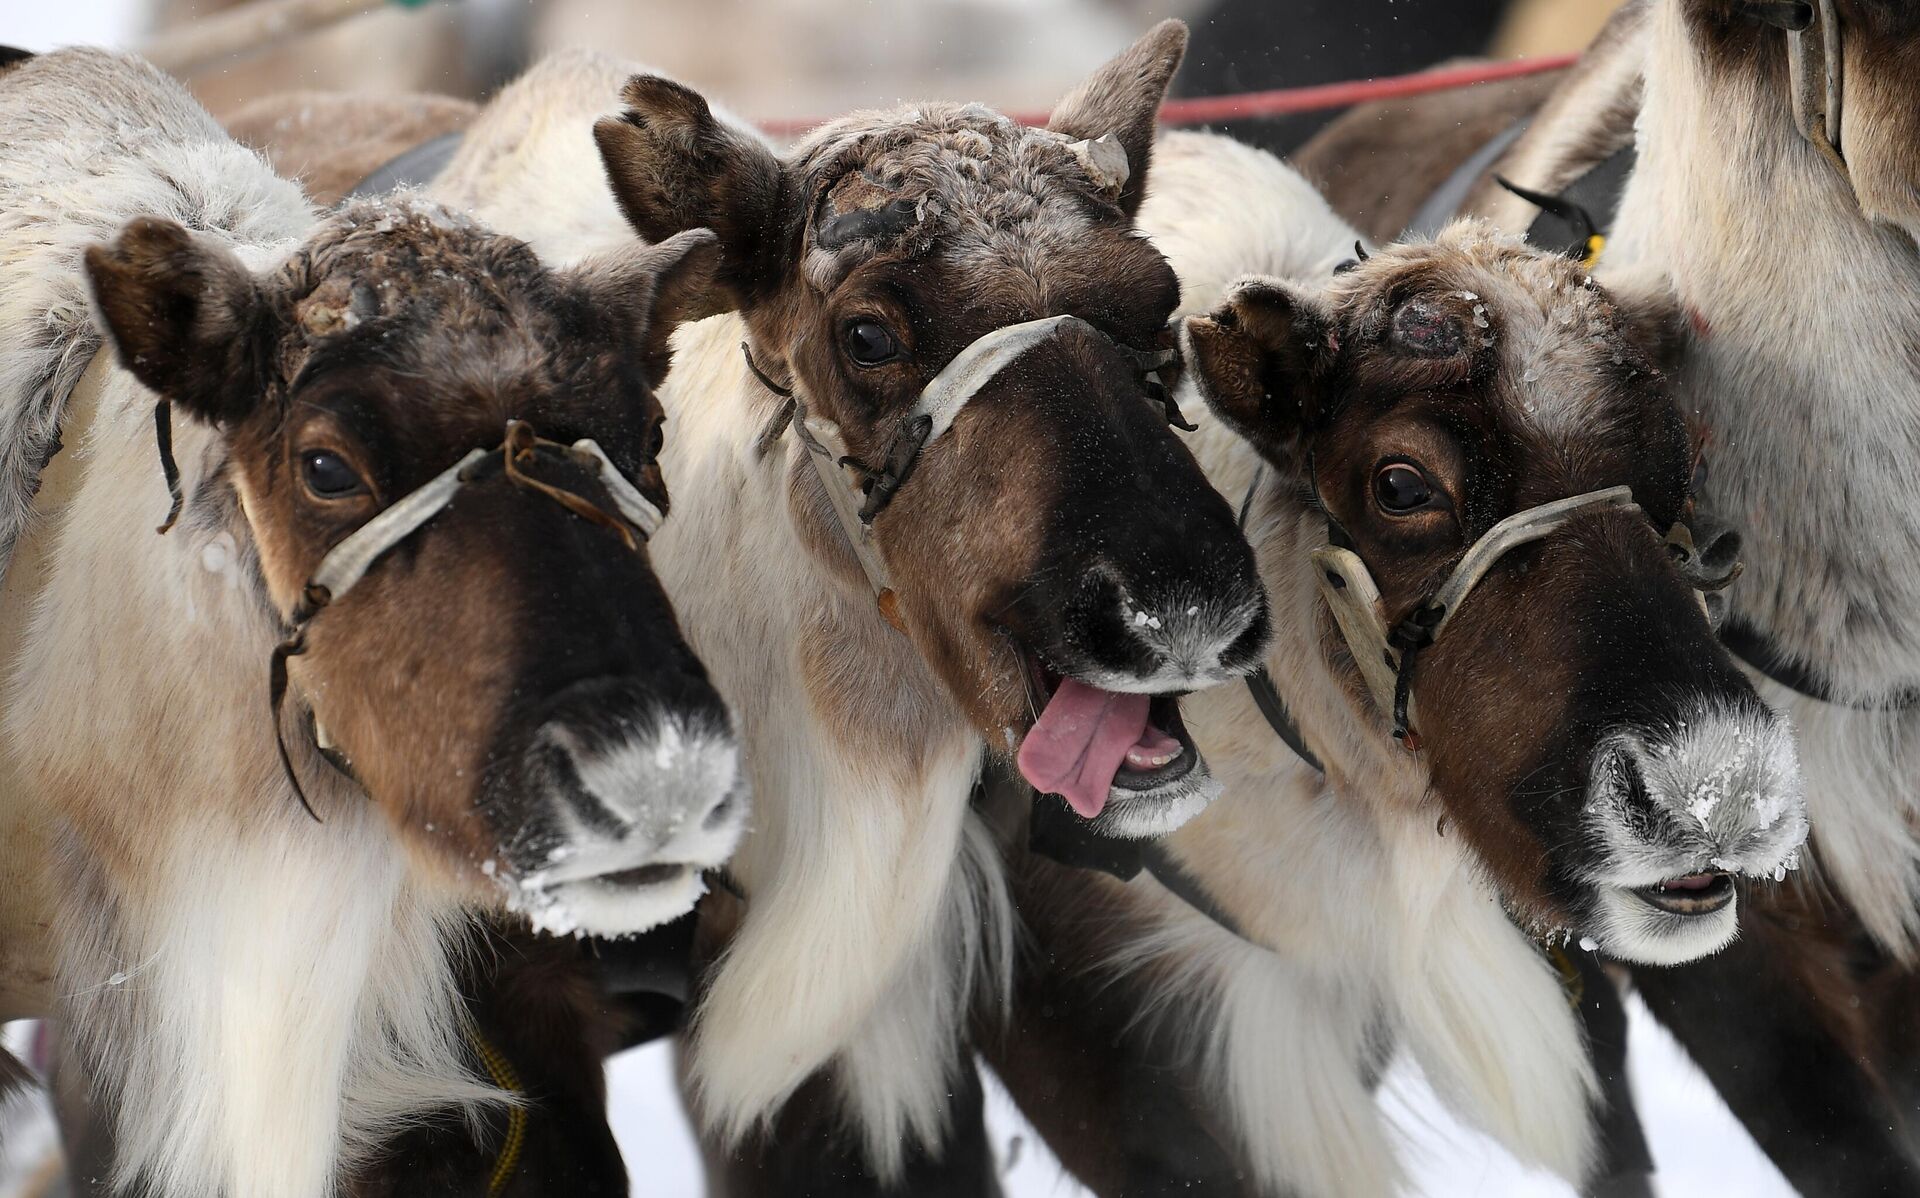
[1102,129,1600,1195]
[1468,0,1920,958]
[424,51,1015,1176]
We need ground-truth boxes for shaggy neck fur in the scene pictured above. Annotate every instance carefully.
[1118,131,1599,1197]
[0,50,499,1197]
[1603,1,1920,956]
[425,51,1013,1176]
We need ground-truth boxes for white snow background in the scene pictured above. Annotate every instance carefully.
[3,4,1798,1194]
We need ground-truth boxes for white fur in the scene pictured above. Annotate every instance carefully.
[427,51,1014,1171]
[0,51,505,1196]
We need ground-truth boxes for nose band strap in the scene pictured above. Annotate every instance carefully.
[1311,485,1640,742]
[269,420,662,819]
[756,315,1181,611]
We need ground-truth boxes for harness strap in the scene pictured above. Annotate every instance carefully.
[345,130,467,199]
[1232,468,1327,774]
[268,422,660,817]
[749,314,1182,610]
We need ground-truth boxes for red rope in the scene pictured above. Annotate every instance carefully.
[755,52,1578,138]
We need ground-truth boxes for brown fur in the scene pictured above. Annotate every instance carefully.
[1186,226,1709,924]
[224,92,479,207]
[82,200,723,897]
[1291,64,1567,244]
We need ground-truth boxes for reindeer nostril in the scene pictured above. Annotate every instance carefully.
[703,790,740,831]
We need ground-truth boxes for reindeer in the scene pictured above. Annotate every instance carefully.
[954,128,1805,1198]
[1294,3,1920,1189]
[0,48,746,1197]
[356,24,1277,1184]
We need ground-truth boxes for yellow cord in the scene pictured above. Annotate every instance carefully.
[1582,233,1607,270]
[467,1026,528,1198]
[1544,942,1586,1010]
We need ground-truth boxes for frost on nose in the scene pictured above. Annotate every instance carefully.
[490,715,749,938]
[1106,585,1268,689]
[1588,702,1809,885]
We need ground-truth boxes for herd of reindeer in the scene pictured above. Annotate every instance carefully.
[1,0,1918,1194]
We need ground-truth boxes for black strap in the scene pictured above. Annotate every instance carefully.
[1235,468,1328,775]
[345,131,467,199]
[1245,670,1324,774]
[1721,617,1920,711]
[1026,790,1249,943]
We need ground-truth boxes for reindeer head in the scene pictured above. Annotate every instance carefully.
[1184,224,1809,964]
[592,22,1270,837]
[85,199,746,936]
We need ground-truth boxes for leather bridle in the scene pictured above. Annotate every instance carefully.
[748,315,1186,621]
[266,419,664,818]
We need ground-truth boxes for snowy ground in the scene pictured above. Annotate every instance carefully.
[5,994,1794,1195]
[598,992,1793,1196]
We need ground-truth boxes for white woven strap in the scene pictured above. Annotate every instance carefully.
[1311,485,1640,724]
[909,314,1093,442]
[570,438,664,540]
[308,448,486,605]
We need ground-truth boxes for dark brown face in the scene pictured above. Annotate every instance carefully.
[1186,225,1808,965]
[594,22,1270,838]
[84,203,748,936]
[1681,0,1920,236]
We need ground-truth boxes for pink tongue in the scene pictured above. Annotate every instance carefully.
[1016,678,1155,819]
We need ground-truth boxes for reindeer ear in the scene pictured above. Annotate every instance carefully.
[1598,263,1688,376]
[84,218,268,425]
[570,228,726,384]
[594,75,791,308]
[1047,19,1187,217]
[1181,276,1335,468]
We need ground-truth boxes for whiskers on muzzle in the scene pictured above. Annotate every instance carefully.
[1070,578,1272,694]
[497,702,749,939]
[1579,699,1807,965]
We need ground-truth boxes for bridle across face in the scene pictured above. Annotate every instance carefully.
[1304,479,1739,749]
[747,314,1187,627]
[262,419,664,818]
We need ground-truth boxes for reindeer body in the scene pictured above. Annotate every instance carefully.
[0,53,497,1198]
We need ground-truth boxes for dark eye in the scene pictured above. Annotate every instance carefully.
[1373,462,1435,513]
[647,421,666,459]
[301,449,365,498]
[843,319,901,367]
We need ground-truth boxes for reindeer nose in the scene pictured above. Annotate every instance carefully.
[1062,560,1271,690]
[535,674,743,845]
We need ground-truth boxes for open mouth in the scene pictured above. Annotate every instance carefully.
[1013,651,1201,818]
[593,862,690,889]
[1633,871,1734,917]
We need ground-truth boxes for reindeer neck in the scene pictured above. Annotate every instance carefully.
[1607,7,1920,692]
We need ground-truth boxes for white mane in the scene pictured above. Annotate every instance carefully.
[426,50,1014,1174]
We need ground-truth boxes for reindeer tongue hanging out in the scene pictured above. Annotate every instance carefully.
[1017,680,1184,817]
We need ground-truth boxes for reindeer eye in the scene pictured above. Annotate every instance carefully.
[1373,462,1435,513]
[648,421,666,459]
[301,450,365,499]
[843,319,901,367]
